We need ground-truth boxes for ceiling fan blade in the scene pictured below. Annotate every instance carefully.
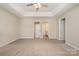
[41,4,48,8]
[26,4,34,6]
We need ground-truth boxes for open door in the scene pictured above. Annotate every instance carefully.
[42,22,49,40]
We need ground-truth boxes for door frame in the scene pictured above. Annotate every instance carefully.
[34,21,40,39]
[58,17,65,40]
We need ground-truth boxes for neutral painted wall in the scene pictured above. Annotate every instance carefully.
[58,5,79,49]
[20,17,57,39]
[0,7,20,47]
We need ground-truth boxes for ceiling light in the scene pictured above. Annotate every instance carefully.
[27,3,48,11]
[34,4,39,8]
[34,3,41,8]
[37,3,41,8]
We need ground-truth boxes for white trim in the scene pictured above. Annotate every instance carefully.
[66,42,79,50]
[19,37,33,39]
[0,38,19,47]
[19,38,34,40]
[58,18,61,40]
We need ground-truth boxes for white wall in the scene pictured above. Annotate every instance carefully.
[20,17,57,39]
[58,5,79,49]
[0,7,20,47]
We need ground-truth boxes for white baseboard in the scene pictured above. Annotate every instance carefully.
[49,38,58,40]
[19,37,58,40]
[0,38,19,47]
[66,42,79,50]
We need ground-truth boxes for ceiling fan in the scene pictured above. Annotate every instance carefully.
[26,3,48,11]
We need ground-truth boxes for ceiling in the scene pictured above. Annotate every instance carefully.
[18,3,59,12]
[0,3,78,18]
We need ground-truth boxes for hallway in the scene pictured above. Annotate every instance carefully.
[0,39,78,56]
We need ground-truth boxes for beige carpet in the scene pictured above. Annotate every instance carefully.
[0,39,78,56]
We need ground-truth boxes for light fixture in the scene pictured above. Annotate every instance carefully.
[27,3,47,11]
[34,4,39,8]
[34,3,41,8]
[37,3,41,8]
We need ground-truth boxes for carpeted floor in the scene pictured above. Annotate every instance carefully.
[0,39,78,56]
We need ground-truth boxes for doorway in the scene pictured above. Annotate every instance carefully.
[42,22,49,40]
[59,17,65,40]
[34,22,41,39]
[34,21,49,39]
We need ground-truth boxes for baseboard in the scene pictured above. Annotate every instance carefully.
[19,38,33,40]
[19,37,58,40]
[0,38,19,47]
[66,42,79,50]
[49,38,58,40]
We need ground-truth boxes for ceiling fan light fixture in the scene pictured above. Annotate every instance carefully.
[34,4,38,8]
[38,3,41,8]
[26,3,48,11]
[34,3,41,8]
